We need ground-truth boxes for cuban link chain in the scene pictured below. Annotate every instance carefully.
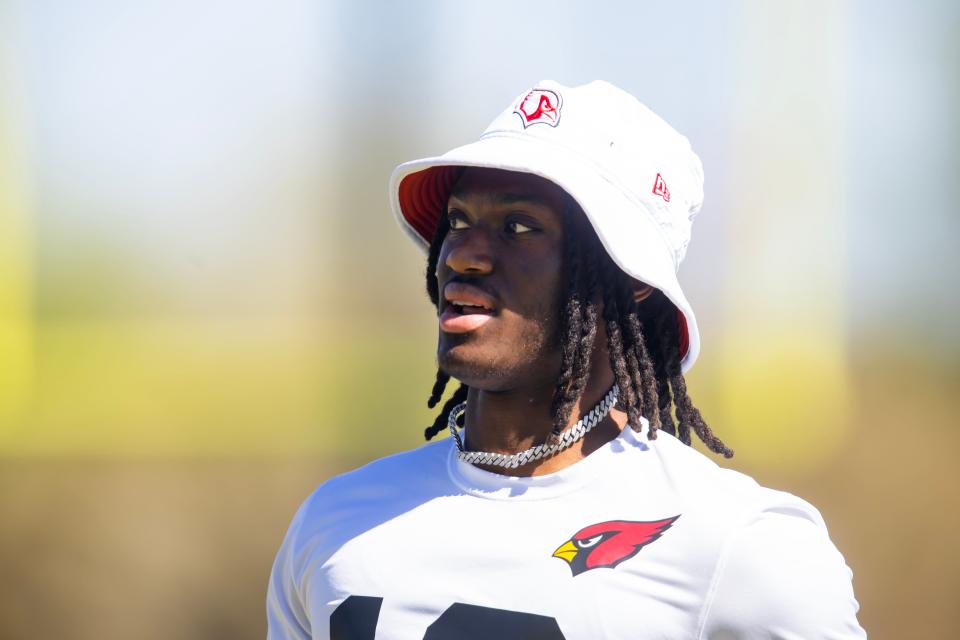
[447,386,619,469]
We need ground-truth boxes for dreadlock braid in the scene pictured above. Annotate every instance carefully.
[624,310,661,431]
[424,383,467,441]
[640,290,733,457]
[426,214,449,309]
[425,210,466,420]
[619,325,647,424]
[548,205,585,440]
[548,205,601,441]
[602,260,661,435]
[656,377,676,437]
[569,218,600,401]
[670,373,732,457]
[421,193,733,459]
[642,292,679,437]
[600,267,644,430]
[427,370,450,409]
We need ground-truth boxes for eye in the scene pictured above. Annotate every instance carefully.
[447,210,470,230]
[575,535,603,549]
[506,220,536,234]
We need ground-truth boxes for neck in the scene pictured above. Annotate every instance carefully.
[462,363,626,477]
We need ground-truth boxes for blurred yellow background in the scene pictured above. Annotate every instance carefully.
[1,1,958,637]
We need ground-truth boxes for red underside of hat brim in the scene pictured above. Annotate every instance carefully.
[399,166,463,243]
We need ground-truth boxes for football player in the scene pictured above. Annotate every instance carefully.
[267,80,866,639]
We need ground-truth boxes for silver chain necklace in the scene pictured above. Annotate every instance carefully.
[447,386,619,470]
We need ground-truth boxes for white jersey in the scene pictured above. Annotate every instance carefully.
[267,422,866,639]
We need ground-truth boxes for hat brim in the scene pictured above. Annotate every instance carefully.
[389,132,700,372]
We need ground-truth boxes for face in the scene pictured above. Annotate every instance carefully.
[435,168,569,391]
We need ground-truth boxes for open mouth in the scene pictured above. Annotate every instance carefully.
[447,299,493,314]
[440,284,497,334]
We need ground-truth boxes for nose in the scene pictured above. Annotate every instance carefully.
[443,228,494,275]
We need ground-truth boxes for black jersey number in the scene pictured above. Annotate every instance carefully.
[330,595,566,640]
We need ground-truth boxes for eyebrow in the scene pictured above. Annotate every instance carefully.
[447,190,551,208]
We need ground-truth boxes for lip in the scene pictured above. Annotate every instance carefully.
[440,282,498,334]
[442,282,498,311]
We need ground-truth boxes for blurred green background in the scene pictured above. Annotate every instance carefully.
[1,1,958,638]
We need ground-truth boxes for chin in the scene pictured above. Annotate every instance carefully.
[437,343,512,390]
[437,339,561,393]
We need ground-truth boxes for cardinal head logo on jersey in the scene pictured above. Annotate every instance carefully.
[552,516,680,576]
[514,88,563,128]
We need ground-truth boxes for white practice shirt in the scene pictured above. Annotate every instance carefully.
[267,421,866,639]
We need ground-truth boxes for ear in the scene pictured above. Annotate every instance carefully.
[633,282,654,303]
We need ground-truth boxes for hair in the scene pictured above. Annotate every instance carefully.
[422,198,733,459]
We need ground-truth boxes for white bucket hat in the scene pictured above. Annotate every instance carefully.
[390,79,705,372]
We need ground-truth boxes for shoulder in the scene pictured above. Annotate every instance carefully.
[312,437,451,501]
[642,435,866,637]
[698,499,867,638]
[284,438,453,557]
[267,439,454,637]
[644,429,812,523]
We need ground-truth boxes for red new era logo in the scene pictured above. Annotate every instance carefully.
[514,89,562,128]
[652,173,670,202]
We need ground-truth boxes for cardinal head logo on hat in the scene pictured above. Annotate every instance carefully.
[514,88,563,128]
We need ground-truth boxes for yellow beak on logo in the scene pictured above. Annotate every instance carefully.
[552,540,578,563]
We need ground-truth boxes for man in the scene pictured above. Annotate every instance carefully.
[267,80,866,639]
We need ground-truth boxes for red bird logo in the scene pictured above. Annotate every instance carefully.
[552,516,679,576]
[514,89,562,128]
